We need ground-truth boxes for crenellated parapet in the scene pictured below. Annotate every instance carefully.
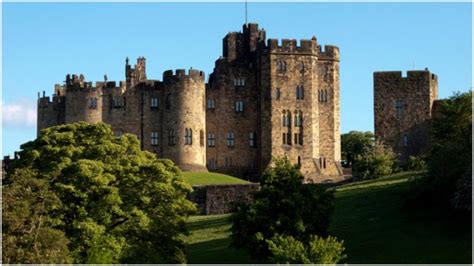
[318,45,339,61]
[163,69,205,83]
[266,38,318,54]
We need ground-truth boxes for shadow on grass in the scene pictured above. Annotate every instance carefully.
[187,237,255,264]
[187,216,232,231]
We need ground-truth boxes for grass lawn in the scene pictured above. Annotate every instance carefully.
[182,171,250,185]
[185,172,472,263]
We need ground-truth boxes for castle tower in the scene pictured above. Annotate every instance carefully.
[162,69,207,172]
[126,57,147,88]
[64,74,103,124]
[374,69,438,162]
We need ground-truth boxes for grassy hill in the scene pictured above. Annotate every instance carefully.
[184,172,472,263]
[182,171,250,186]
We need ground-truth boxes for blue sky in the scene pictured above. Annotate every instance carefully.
[2,2,472,156]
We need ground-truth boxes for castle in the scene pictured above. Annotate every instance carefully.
[374,69,439,162]
[37,23,343,182]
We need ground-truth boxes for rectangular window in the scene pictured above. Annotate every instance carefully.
[207,99,215,109]
[234,78,245,87]
[151,97,159,108]
[208,158,217,170]
[113,96,123,108]
[276,88,281,100]
[151,131,159,146]
[235,101,244,113]
[396,100,403,119]
[283,133,291,145]
[88,97,97,109]
[184,128,193,145]
[168,130,176,146]
[227,131,235,147]
[249,132,256,147]
[208,133,216,147]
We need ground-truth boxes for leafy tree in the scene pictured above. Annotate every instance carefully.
[341,131,374,166]
[3,168,71,264]
[267,234,346,264]
[3,122,196,263]
[421,91,472,211]
[230,157,336,260]
[352,141,396,180]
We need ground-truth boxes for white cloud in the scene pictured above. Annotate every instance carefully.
[2,98,37,128]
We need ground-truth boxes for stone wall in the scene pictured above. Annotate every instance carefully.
[374,70,438,162]
[189,183,260,215]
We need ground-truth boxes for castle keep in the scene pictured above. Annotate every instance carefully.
[37,23,343,182]
[374,69,438,162]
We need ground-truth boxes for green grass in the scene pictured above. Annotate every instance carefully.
[185,172,472,263]
[182,171,250,185]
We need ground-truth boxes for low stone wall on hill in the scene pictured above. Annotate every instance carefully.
[188,183,260,215]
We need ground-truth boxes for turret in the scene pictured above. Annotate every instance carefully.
[161,69,207,171]
[126,56,147,87]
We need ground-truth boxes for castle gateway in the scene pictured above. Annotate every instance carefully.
[37,23,343,182]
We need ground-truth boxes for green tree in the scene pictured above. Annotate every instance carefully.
[230,157,336,260]
[352,141,396,180]
[422,91,472,211]
[341,131,374,166]
[3,122,196,263]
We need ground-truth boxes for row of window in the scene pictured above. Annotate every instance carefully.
[150,129,204,147]
[282,110,304,127]
[282,133,304,146]
[209,131,256,148]
[277,61,306,72]
[319,90,329,102]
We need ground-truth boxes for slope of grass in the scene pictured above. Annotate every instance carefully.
[182,171,250,185]
[185,172,472,263]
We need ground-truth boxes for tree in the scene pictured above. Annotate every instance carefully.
[341,131,374,166]
[352,141,396,180]
[3,122,196,263]
[230,157,338,261]
[421,91,472,211]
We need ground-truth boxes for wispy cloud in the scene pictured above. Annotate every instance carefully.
[2,98,37,128]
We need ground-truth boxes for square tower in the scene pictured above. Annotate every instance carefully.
[374,69,438,162]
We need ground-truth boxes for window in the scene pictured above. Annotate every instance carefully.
[294,133,303,145]
[403,134,408,147]
[200,130,204,147]
[300,62,305,72]
[150,97,159,108]
[396,100,403,119]
[233,78,245,87]
[249,132,256,147]
[88,97,98,109]
[184,128,193,145]
[207,99,215,109]
[208,158,217,170]
[208,133,216,147]
[282,110,292,127]
[319,157,327,169]
[235,101,244,113]
[168,130,176,146]
[227,131,235,147]
[319,89,328,102]
[282,133,292,145]
[113,96,123,108]
[297,156,301,166]
[296,86,304,100]
[277,61,287,71]
[151,131,159,146]
[275,88,281,100]
[294,111,303,127]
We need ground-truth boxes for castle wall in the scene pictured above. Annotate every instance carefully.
[374,70,438,162]
[162,69,207,171]
[317,46,342,180]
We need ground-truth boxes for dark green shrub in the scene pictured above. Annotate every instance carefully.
[407,155,427,171]
[231,157,335,259]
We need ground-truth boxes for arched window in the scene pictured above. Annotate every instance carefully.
[227,131,235,147]
[184,128,192,145]
[287,110,292,127]
[295,111,303,127]
[282,110,287,126]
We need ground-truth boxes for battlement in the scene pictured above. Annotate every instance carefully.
[163,69,205,82]
[374,70,437,81]
[318,45,339,61]
[267,37,318,53]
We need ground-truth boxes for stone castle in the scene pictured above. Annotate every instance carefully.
[374,69,439,162]
[37,23,343,182]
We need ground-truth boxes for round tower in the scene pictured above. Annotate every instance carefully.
[64,74,103,124]
[162,69,207,172]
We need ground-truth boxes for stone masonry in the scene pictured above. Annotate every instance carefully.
[374,69,438,162]
[37,23,343,182]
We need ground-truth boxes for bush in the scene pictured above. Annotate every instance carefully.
[352,142,396,180]
[267,234,346,264]
[407,155,427,171]
[230,157,337,260]
[451,168,472,211]
[3,122,196,263]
